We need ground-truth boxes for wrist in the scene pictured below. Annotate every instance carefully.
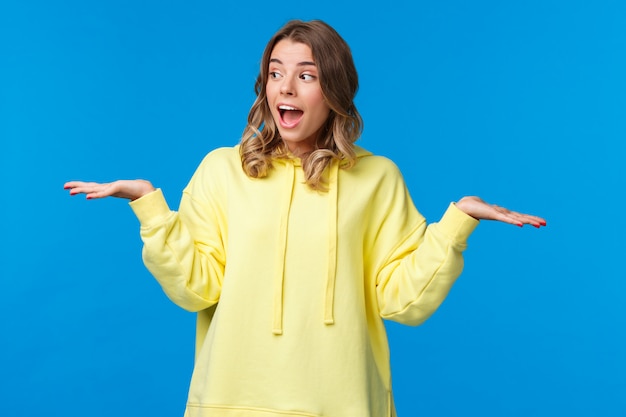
[130,180,156,201]
[454,196,479,220]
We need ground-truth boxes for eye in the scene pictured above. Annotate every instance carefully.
[268,71,281,80]
[300,73,317,81]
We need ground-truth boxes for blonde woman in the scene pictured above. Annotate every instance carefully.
[65,19,545,417]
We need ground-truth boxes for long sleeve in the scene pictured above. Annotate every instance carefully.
[371,164,478,326]
[376,203,478,325]
[129,157,227,312]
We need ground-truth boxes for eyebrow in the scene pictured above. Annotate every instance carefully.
[269,58,317,67]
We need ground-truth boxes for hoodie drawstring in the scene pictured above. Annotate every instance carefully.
[272,162,296,335]
[324,161,339,325]
[272,159,339,335]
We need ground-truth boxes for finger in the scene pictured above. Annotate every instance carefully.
[512,214,547,228]
[496,212,527,227]
[67,184,96,195]
[65,181,100,193]
[494,210,535,227]
[507,211,547,227]
[493,206,546,227]
[64,181,91,191]
[68,183,110,197]
[88,182,123,199]
[67,185,92,196]
[491,208,525,226]
[522,216,547,228]
[85,192,107,200]
[525,214,547,226]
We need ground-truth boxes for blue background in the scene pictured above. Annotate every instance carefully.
[1,0,624,416]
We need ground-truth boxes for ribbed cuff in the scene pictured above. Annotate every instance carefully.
[437,202,479,243]
[128,188,171,228]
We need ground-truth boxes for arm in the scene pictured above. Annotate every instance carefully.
[130,188,225,311]
[64,177,225,312]
[372,167,545,326]
[376,203,478,326]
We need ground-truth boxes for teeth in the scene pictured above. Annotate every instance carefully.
[279,105,298,111]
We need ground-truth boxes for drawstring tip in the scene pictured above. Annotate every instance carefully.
[272,328,283,335]
[324,318,335,325]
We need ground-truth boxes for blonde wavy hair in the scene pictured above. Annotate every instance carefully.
[239,20,363,190]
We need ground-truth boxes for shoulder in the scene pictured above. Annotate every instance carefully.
[350,145,404,181]
[184,145,242,196]
[197,145,241,169]
[190,145,245,181]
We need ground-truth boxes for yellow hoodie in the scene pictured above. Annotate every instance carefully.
[129,145,478,417]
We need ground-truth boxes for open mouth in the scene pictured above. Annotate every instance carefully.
[278,105,304,126]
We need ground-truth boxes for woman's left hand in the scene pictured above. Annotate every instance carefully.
[455,196,547,228]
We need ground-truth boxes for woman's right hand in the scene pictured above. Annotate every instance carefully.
[64,180,156,201]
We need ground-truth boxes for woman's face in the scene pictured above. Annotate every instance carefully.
[266,39,330,156]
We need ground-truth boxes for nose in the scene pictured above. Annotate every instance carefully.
[280,76,295,96]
